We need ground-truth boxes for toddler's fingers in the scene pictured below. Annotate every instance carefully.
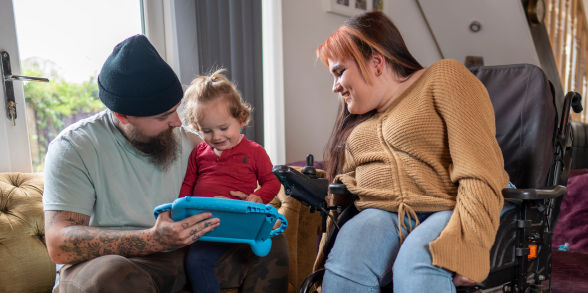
[229,190,248,199]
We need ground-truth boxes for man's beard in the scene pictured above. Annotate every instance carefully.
[126,127,179,170]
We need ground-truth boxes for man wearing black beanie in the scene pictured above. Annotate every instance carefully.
[41,35,288,293]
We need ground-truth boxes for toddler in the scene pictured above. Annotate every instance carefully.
[179,69,281,293]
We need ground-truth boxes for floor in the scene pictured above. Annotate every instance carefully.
[551,250,588,293]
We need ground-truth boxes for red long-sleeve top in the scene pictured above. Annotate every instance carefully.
[178,136,280,204]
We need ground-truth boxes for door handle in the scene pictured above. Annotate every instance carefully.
[5,74,49,82]
[1,50,49,126]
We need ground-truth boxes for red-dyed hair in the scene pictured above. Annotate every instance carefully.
[318,11,423,181]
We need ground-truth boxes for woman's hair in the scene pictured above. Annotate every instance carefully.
[317,11,423,181]
[183,68,252,131]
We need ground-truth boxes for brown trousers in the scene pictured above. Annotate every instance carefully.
[57,235,288,293]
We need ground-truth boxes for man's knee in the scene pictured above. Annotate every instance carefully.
[60,255,155,293]
[249,235,289,277]
[242,235,289,293]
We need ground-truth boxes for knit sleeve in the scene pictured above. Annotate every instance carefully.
[334,144,359,199]
[427,59,509,282]
[335,146,356,182]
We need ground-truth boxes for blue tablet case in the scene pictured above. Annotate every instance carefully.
[153,196,287,257]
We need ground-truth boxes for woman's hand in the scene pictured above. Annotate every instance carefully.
[229,191,263,203]
[453,274,477,287]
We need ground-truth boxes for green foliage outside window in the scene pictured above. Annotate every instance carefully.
[22,58,105,171]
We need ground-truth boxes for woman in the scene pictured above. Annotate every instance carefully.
[316,11,509,292]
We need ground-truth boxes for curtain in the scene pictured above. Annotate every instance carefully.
[195,0,264,145]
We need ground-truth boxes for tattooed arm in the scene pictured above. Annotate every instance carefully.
[44,209,220,264]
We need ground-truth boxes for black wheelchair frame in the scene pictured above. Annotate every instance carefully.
[273,64,583,293]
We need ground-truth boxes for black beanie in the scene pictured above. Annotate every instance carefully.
[98,34,183,116]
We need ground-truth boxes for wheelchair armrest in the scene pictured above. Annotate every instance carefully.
[502,185,567,204]
[328,183,350,195]
[328,183,359,206]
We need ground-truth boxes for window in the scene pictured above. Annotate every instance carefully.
[13,0,142,171]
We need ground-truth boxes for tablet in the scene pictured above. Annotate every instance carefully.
[153,196,287,257]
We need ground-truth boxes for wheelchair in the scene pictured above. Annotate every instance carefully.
[273,63,583,293]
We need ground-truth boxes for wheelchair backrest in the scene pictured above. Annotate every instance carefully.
[470,64,557,189]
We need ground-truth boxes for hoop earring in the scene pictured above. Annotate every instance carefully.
[376,70,382,77]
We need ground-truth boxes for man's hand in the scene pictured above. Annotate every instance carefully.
[453,273,477,287]
[44,209,219,265]
[151,211,220,249]
[229,191,263,203]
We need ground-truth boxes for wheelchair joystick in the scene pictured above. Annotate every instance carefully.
[271,161,328,209]
[272,155,336,232]
[301,154,317,178]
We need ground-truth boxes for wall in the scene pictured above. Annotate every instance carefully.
[281,0,441,163]
[417,0,540,66]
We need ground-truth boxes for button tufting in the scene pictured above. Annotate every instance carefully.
[9,174,22,187]
[0,172,56,292]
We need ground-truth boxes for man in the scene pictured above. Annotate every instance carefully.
[43,35,288,293]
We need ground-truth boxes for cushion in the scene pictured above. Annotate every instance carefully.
[552,169,588,254]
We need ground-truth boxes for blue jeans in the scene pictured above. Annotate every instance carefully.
[322,208,455,293]
[185,242,231,293]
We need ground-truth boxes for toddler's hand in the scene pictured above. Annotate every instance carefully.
[245,194,263,203]
[229,191,263,203]
[453,273,476,287]
[229,190,248,199]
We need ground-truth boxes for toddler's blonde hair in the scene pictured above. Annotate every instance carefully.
[183,68,252,131]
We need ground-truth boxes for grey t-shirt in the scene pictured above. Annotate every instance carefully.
[42,110,196,230]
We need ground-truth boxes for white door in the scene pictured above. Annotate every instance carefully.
[0,0,32,172]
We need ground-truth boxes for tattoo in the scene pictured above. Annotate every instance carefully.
[204,222,211,228]
[182,222,189,229]
[45,210,154,264]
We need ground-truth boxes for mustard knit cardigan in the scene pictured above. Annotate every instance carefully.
[331,59,509,282]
